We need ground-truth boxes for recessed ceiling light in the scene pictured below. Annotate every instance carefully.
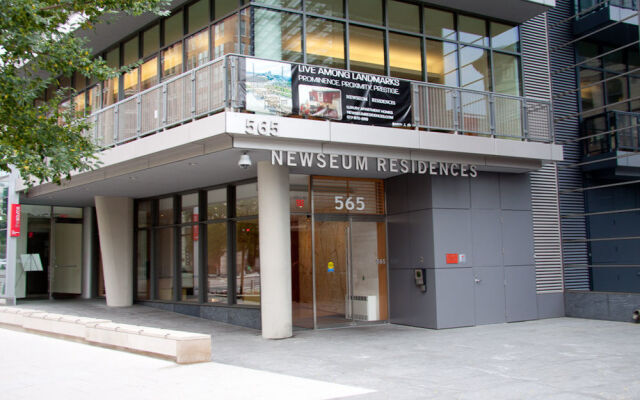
[188,162,198,166]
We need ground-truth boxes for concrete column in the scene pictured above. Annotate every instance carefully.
[257,161,292,339]
[95,196,133,307]
[81,206,95,299]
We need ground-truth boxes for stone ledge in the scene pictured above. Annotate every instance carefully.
[0,307,211,364]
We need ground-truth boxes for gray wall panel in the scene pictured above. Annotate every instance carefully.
[470,173,501,209]
[389,268,437,328]
[505,266,538,322]
[432,209,472,268]
[410,209,434,268]
[435,268,475,329]
[502,211,535,266]
[536,292,565,319]
[471,209,503,267]
[473,266,507,325]
[431,175,470,209]
[499,174,532,211]
[386,175,409,215]
[407,173,433,211]
[388,212,412,269]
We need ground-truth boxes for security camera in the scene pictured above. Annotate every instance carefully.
[238,152,252,169]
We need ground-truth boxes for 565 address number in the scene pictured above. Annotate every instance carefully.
[334,196,365,211]
[245,119,279,136]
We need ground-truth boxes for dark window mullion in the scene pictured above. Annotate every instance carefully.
[227,184,237,305]
[198,190,207,303]
[173,194,181,302]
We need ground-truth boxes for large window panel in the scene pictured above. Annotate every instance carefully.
[306,0,343,18]
[388,0,420,33]
[140,57,159,90]
[207,222,228,303]
[254,9,303,63]
[207,188,227,220]
[143,25,160,58]
[580,68,604,117]
[215,0,239,19]
[213,14,241,59]
[181,193,199,223]
[576,42,601,68]
[188,0,210,34]
[123,37,139,66]
[162,42,183,80]
[389,33,422,81]
[164,11,184,46]
[306,17,345,69]
[348,0,382,25]
[155,227,175,301]
[460,46,491,92]
[102,76,119,106]
[426,39,458,86]
[424,7,456,40]
[349,25,385,75]
[606,73,629,111]
[493,53,521,96]
[491,22,519,52]
[180,226,199,302]
[186,29,210,70]
[236,183,258,217]
[256,0,301,8]
[458,15,488,46]
[236,219,260,304]
[123,67,139,98]
[158,197,174,225]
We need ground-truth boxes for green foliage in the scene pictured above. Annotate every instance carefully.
[0,0,169,186]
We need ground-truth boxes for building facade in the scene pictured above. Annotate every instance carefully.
[1,0,566,337]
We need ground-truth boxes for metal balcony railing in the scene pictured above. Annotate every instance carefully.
[85,54,554,150]
[581,110,640,157]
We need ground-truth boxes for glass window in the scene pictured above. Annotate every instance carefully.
[603,47,626,73]
[186,29,210,70]
[155,227,174,301]
[306,0,343,18]
[180,226,199,302]
[606,73,628,111]
[236,183,258,216]
[73,93,85,114]
[254,9,302,63]
[207,222,227,303]
[164,11,184,45]
[349,25,385,75]
[138,200,152,228]
[388,0,420,33]
[207,188,227,220]
[213,14,240,59]
[426,39,458,86]
[123,37,139,66]
[87,85,101,113]
[53,207,83,218]
[159,197,174,225]
[140,57,159,90]
[306,17,345,69]
[289,175,310,213]
[143,25,160,58]
[188,0,210,34]
[389,33,422,81]
[460,46,490,91]
[424,7,455,40]
[236,219,259,304]
[576,42,601,68]
[106,48,120,68]
[256,0,301,8]
[137,230,150,300]
[458,15,488,46]
[162,42,183,80]
[348,0,382,25]
[123,67,139,98]
[73,71,86,91]
[580,68,604,117]
[215,0,239,19]
[102,76,119,106]
[491,22,519,52]
[181,193,199,223]
[493,53,521,96]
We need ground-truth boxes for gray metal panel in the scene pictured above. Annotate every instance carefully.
[409,209,435,268]
[502,210,535,267]
[505,265,538,322]
[499,173,532,211]
[430,175,471,209]
[470,173,501,210]
[386,175,409,215]
[521,13,553,101]
[473,266,507,325]
[407,173,433,212]
[435,268,475,329]
[387,213,412,269]
[389,268,437,329]
[432,209,472,268]
[536,292,565,319]
[471,209,503,267]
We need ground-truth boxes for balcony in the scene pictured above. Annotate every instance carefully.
[581,110,640,176]
[573,0,638,46]
[86,54,553,150]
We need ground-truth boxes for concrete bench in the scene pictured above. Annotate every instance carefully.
[0,307,211,364]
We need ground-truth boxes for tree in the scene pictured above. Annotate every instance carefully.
[0,0,169,186]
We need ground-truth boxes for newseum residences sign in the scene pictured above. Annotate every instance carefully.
[271,151,478,177]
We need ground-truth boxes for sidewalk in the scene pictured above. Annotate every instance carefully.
[7,299,640,399]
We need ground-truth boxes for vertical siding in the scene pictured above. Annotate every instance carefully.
[521,14,565,293]
[547,0,591,290]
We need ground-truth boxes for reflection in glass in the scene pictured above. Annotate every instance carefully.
[143,25,160,58]
[254,9,302,62]
[87,85,101,113]
[236,219,259,304]
[606,73,628,111]
[207,188,227,220]
[349,25,385,75]
[576,42,600,68]
[102,76,119,106]
[158,197,174,225]
[155,227,174,301]
[491,22,519,52]
[180,226,199,302]
[181,193,199,223]
[137,200,152,228]
[140,57,158,90]
[186,29,210,70]
[123,37,139,66]
[389,33,422,81]
[74,93,85,114]
[348,0,382,25]
[291,215,313,328]
[306,0,343,17]
[207,222,227,303]
[493,53,520,96]
[388,0,420,33]
[123,67,139,98]
[164,11,184,46]
[460,46,491,91]
[236,183,258,217]
[215,0,238,19]
[426,39,458,86]
[424,7,456,39]
[289,175,310,213]
[580,68,604,117]
[306,17,345,69]
[162,42,183,80]
[256,0,301,8]
[213,14,243,59]
[458,15,488,46]
[137,230,150,300]
[188,0,209,34]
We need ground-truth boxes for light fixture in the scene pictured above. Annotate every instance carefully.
[238,152,252,169]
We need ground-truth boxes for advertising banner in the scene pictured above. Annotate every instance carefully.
[243,58,412,127]
[10,204,20,237]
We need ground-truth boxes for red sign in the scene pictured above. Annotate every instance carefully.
[295,199,305,208]
[10,204,21,237]
[445,253,458,264]
[192,213,199,241]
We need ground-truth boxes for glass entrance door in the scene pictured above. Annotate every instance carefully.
[314,216,387,328]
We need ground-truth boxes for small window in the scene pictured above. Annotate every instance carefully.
[143,25,160,58]
[123,36,139,66]
[164,11,184,45]
[458,15,488,46]
[188,0,210,34]
[388,0,420,33]
[348,0,382,25]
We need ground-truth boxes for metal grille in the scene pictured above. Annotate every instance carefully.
[140,87,161,135]
[166,74,193,126]
[526,101,553,141]
[495,96,523,138]
[461,91,490,134]
[312,176,385,215]
[195,59,225,116]
[95,108,115,147]
[117,98,137,142]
